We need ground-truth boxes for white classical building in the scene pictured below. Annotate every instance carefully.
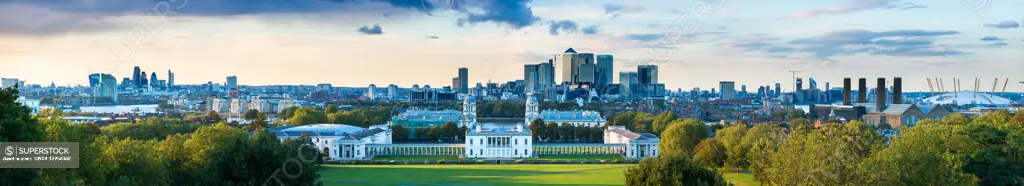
[271,124,392,160]
[463,92,534,158]
[604,126,660,158]
[524,94,606,127]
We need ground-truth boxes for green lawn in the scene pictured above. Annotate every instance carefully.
[319,164,632,186]
[722,170,759,186]
[532,154,624,160]
[372,155,462,160]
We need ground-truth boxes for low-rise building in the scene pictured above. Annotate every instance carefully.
[604,126,659,158]
[464,123,532,159]
[270,124,392,160]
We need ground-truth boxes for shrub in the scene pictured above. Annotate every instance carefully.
[476,160,485,164]
[612,160,622,164]
[437,160,447,164]
[515,160,524,164]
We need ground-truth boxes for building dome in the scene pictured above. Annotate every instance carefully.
[464,96,476,103]
[527,95,538,103]
[922,91,1015,106]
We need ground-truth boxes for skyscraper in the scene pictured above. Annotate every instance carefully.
[775,83,781,96]
[796,78,804,91]
[619,71,638,99]
[458,68,468,94]
[97,74,117,102]
[578,63,596,85]
[596,55,614,86]
[452,77,460,92]
[720,81,736,100]
[132,66,141,88]
[226,76,238,89]
[167,70,174,88]
[150,73,158,88]
[88,73,101,88]
[557,48,577,83]
[140,71,148,87]
[637,65,658,84]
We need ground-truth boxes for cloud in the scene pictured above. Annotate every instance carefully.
[868,45,966,57]
[357,24,383,35]
[718,26,729,30]
[627,34,663,42]
[0,0,545,35]
[791,0,925,18]
[979,36,1004,41]
[456,0,541,29]
[546,20,599,36]
[986,42,1008,48]
[427,36,439,39]
[789,29,959,46]
[581,25,599,35]
[603,4,644,19]
[982,21,1020,29]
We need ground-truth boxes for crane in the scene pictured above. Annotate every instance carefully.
[788,70,802,92]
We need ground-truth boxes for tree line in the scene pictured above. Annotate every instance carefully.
[388,122,469,143]
[527,119,605,143]
[0,87,322,185]
[275,104,392,127]
[626,110,1024,185]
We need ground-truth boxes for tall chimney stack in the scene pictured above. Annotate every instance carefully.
[893,77,902,104]
[858,78,867,103]
[877,78,886,111]
[843,78,852,105]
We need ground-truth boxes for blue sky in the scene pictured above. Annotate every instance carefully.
[0,0,1021,92]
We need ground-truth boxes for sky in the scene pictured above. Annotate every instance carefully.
[0,0,1022,92]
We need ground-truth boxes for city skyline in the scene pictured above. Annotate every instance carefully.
[1,0,1022,91]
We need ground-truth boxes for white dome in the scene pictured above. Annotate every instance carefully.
[921,91,1015,106]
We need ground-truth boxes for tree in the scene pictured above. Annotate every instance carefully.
[759,121,883,185]
[544,122,559,142]
[391,125,409,141]
[624,155,730,186]
[745,124,785,182]
[205,111,222,123]
[1010,111,1024,127]
[243,109,260,121]
[528,119,547,142]
[693,138,727,168]
[652,111,678,136]
[325,104,338,113]
[250,113,269,131]
[858,120,976,185]
[441,121,458,142]
[277,106,299,120]
[789,118,813,130]
[716,124,749,168]
[771,110,786,119]
[659,119,709,157]
[632,112,655,134]
[787,109,806,119]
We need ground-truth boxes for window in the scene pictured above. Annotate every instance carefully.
[515,149,518,155]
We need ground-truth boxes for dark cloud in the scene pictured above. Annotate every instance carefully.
[980,36,1004,41]
[982,21,1020,29]
[0,0,544,35]
[603,4,644,19]
[547,20,578,35]
[581,25,599,35]
[546,20,598,36]
[986,42,1008,48]
[357,24,383,35]
[456,0,541,29]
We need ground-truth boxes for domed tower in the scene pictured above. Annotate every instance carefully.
[525,93,540,124]
[460,92,477,127]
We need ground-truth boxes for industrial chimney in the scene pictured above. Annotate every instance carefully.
[877,78,886,111]
[843,78,852,105]
[858,78,867,103]
[893,77,902,104]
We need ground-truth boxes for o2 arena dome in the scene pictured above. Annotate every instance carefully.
[921,91,1016,106]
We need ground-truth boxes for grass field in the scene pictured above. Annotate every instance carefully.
[319,164,757,186]
[721,170,759,186]
[320,164,631,186]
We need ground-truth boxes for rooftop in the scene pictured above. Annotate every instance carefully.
[538,110,604,121]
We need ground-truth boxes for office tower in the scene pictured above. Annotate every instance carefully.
[226,76,238,89]
[452,77,460,93]
[368,84,377,99]
[524,61,555,93]
[133,66,141,87]
[121,78,131,88]
[388,84,398,99]
[893,77,902,104]
[1,78,19,88]
[150,73,158,88]
[596,55,614,86]
[843,78,852,105]
[88,73,101,88]
[96,74,117,102]
[458,68,468,94]
[578,63,596,85]
[720,81,736,100]
[858,78,867,103]
[558,48,577,83]
[796,78,804,91]
[775,83,781,96]
[167,70,174,88]
[809,78,818,90]
[877,78,886,111]
[741,85,747,96]
[637,65,658,84]
[140,71,148,87]
[619,72,638,99]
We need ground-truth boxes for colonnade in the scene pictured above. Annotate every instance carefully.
[366,144,465,156]
[532,145,626,155]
